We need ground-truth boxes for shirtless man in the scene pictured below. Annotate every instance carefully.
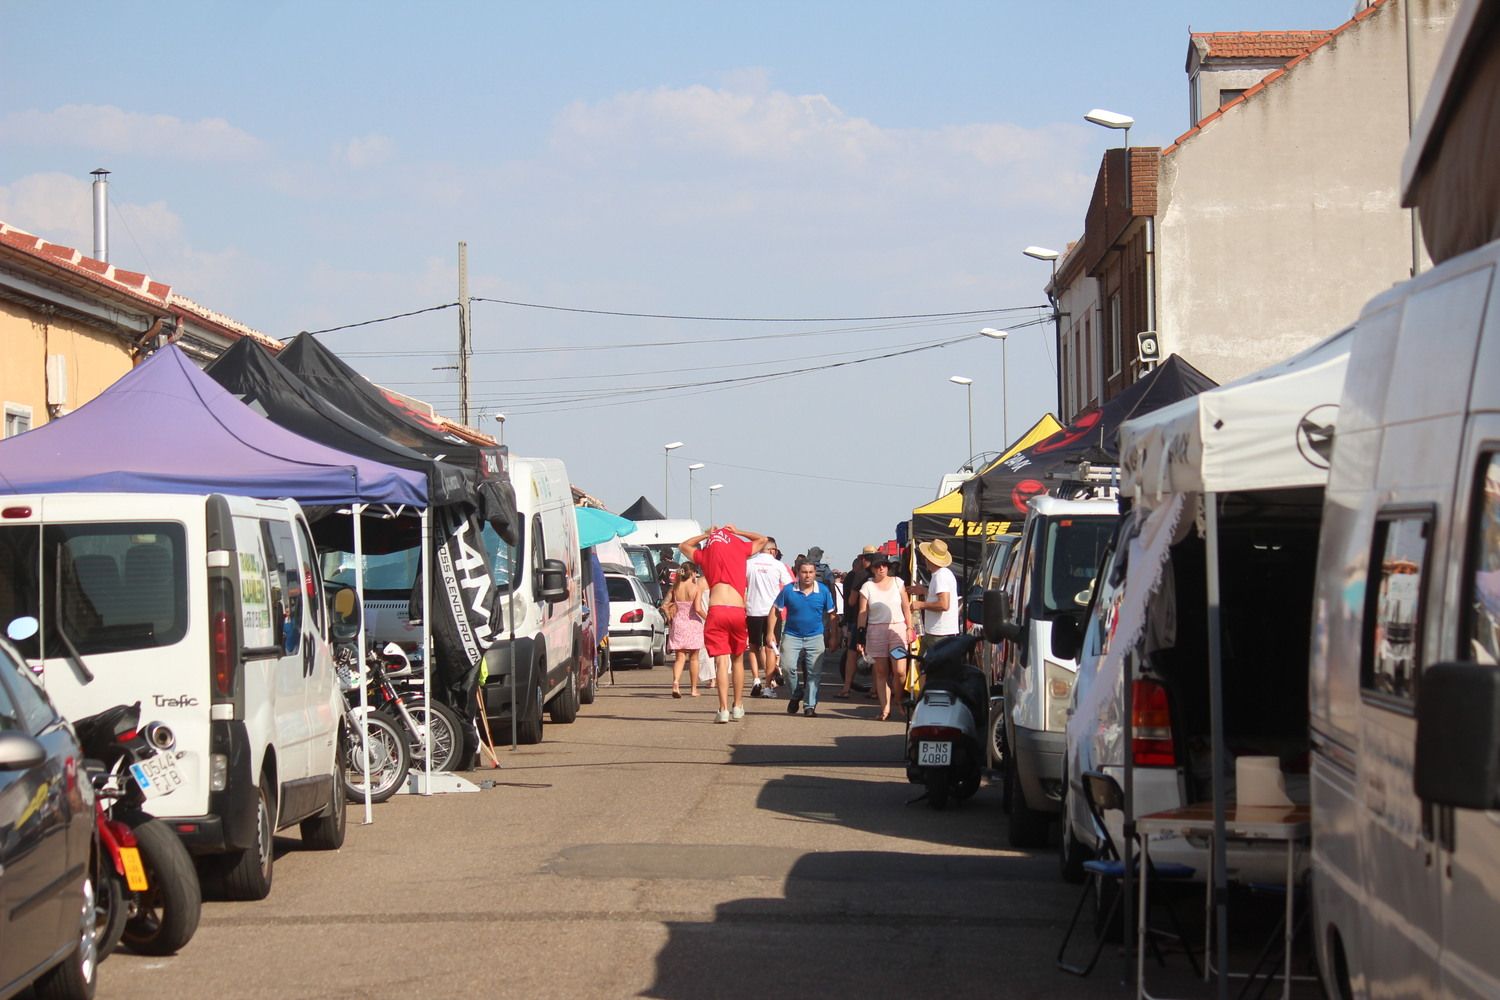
[680,523,770,722]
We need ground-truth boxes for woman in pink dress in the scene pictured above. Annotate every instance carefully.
[854,553,914,720]
[665,561,707,697]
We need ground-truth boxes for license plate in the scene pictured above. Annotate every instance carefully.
[129,753,183,799]
[918,741,952,767]
[118,846,149,892]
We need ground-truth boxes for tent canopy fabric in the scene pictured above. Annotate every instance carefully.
[277,333,518,543]
[575,507,635,549]
[620,496,666,522]
[961,355,1217,522]
[206,338,473,508]
[1121,330,1351,504]
[0,345,426,507]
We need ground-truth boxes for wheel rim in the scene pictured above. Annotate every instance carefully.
[347,721,403,792]
[254,791,272,876]
[78,875,98,984]
[407,705,454,768]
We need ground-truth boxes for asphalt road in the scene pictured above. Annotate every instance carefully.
[96,662,1147,1000]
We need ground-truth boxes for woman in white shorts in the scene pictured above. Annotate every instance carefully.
[854,553,914,721]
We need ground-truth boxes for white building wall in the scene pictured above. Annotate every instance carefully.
[1156,0,1454,385]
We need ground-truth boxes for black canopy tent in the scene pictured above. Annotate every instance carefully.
[620,496,666,522]
[961,355,1217,523]
[205,339,473,552]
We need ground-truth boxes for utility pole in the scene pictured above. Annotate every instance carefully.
[458,241,471,425]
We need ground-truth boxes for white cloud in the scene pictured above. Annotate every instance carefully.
[338,133,394,169]
[0,104,264,162]
[0,172,184,251]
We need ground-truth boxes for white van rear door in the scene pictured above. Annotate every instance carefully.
[239,515,310,782]
[1436,426,1500,998]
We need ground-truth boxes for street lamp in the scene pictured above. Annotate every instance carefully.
[493,413,506,448]
[949,376,974,470]
[663,442,684,516]
[708,484,724,525]
[979,328,1010,444]
[687,463,705,520]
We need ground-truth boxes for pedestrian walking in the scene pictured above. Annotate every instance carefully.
[665,561,707,698]
[837,547,876,697]
[854,552,914,721]
[680,523,770,722]
[775,558,839,717]
[745,538,793,697]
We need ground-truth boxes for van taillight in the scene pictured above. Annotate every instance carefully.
[2,506,32,518]
[212,610,234,698]
[1131,678,1176,767]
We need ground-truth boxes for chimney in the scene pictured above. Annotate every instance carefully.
[90,168,110,262]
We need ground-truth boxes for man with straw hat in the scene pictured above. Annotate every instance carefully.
[911,539,961,641]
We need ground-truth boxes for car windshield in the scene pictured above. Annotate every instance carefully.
[1040,516,1115,616]
[323,523,519,598]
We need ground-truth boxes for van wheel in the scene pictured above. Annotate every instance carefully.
[220,779,275,900]
[516,667,545,745]
[300,774,346,851]
[1006,753,1051,849]
[549,664,580,724]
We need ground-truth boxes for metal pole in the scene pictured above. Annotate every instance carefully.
[354,505,373,823]
[663,449,670,518]
[965,382,974,469]
[1206,494,1229,1000]
[509,539,518,749]
[1001,339,1010,444]
[1121,644,1136,975]
[709,491,715,525]
[420,508,432,791]
[1404,0,1422,278]
[458,242,471,425]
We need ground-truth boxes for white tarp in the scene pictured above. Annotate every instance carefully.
[1120,329,1352,506]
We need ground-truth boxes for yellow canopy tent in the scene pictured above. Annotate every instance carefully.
[908,413,1062,580]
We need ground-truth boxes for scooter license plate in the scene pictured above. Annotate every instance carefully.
[129,753,183,799]
[918,741,952,767]
[118,846,149,892]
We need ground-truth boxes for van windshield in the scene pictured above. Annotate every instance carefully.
[1040,517,1115,616]
[0,522,189,658]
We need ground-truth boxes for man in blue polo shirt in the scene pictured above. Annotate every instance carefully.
[774,558,839,717]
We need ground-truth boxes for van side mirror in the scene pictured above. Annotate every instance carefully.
[1051,615,1083,661]
[1414,661,1500,810]
[965,587,985,626]
[538,558,569,604]
[982,589,1022,644]
[327,584,361,643]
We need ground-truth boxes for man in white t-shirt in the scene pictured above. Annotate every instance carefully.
[745,538,794,696]
[911,539,961,639]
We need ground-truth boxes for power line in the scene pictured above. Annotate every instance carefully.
[286,302,460,340]
[469,296,1043,323]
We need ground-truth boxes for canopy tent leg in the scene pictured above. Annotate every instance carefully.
[354,504,374,825]
[509,540,518,750]
[420,507,433,792]
[1206,492,1229,1000]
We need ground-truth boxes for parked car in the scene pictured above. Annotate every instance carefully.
[982,493,1117,847]
[604,572,666,667]
[966,532,1019,769]
[0,632,98,1000]
[0,493,346,902]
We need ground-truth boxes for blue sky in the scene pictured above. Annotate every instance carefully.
[3,1,1360,564]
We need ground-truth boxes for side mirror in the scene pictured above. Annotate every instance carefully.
[982,589,1022,644]
[965,588,985,626]
[1051,615,1083,662]
[0,731,47,772]
[328,584,362,643]
[538,558,569,604]
[1415,661,1500,810]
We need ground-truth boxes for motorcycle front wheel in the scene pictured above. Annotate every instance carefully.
[402,699,463,773]
[120,817,202,955]
[94,861,128,960]
[341,710,411,804]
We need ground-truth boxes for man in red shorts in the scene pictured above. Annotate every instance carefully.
[680,523,770,722]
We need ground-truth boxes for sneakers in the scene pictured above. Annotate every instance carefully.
[760,685,778,698]
[714,709,730,724]
[751,681,763,698]
[730,704,745,721]
[804,706,816,717]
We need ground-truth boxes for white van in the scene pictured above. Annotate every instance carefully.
[0,493,346,900]
[479,457,584,744]
[983,493,1117,847]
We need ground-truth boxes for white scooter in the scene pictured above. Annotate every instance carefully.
[904,634,986,809]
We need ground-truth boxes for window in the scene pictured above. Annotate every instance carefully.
[262,520,303,655]
[3,403,31,438]
[1363,512,1432,704]
[1059,336,1070,416]
[1083,314,1094,406]
[0,522,188,657]
[1109,294,1122,377]
[481,524,519,591]
[294,520,324,632]
[1464,453,1500,666]
[1219,88,1246,107]
[0,646,56,735]
[605,576,636,603]
[530,515,546,600]
[1041,517,1115,616]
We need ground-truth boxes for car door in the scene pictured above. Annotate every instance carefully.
[292,516,336,779]
[0,643,75,985]
[260,518,310,781]
[1437,431,1500,998]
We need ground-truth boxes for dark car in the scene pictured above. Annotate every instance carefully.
[0,632,98,999]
